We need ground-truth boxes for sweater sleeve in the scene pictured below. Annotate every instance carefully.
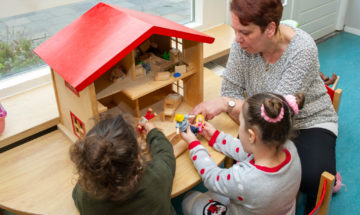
[208,130,249,162]
[189,141,250,201]
[221,41,247,99]
[146,128,176,177]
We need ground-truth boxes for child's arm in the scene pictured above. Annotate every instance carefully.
[202,122,249,162]
[188,141,250,201]
[141,122,176,178]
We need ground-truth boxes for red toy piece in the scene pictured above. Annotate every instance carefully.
[137,108,156,132]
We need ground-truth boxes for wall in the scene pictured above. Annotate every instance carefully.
[293,0,339,40]
[190,0,227,31]
[344,0,360,35]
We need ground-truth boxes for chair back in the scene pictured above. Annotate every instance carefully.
[325,85,342,113]
[309,172,335,215]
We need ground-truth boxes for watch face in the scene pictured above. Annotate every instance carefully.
[229,100,236,107]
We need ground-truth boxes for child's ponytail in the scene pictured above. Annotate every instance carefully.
[244,92,305,147]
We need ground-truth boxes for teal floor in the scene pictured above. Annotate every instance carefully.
[315,32,360,214]
[173,31,360,215]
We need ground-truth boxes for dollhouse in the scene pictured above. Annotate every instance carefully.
[34,2,214,142]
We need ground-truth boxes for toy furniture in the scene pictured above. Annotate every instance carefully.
[325,76,342,113]
[309,171,335,215]
[163,93,182,121]
[0,68,239,214]
[34,2,214,142]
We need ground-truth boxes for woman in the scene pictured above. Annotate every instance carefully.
[191,0,340,212]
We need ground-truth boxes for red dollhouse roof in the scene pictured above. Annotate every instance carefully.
[34,3,214,92]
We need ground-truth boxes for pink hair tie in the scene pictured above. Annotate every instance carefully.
[284,95,299,115]
[261,104,284,123]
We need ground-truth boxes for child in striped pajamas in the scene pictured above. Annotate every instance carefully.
[180,92,304,215]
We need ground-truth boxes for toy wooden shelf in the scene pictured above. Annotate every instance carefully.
[96,69,197,100]
[97,101,108,113]
[202,24,235,63]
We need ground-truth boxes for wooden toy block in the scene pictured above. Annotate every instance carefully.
[135,64,146,78]
[187,62,195,72]
[147,53,177,72]
[175,65,187,74]
[154,71,171,81]
[168,133,187,158]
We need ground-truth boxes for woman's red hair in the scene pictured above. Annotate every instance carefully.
[230,0,283,32]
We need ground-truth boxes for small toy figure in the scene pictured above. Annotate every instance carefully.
[195,114,205,133]
[162,51,170,60]
[319,71,337,86]
[174,114,197,134]
[142,62,151,74]
[137,108,157,132]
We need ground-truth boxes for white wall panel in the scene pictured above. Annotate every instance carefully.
[293,0,339,40]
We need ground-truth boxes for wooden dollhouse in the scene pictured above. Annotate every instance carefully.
[34,3,214,142]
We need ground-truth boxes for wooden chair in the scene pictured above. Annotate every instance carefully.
[162,93,182,121]
[325,75,342,113]
[309,171,335,215]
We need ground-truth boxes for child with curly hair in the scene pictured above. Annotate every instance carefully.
[70,114,176,215]
[181,92,304,215]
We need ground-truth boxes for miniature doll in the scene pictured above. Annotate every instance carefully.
[137,108,157,132]
[174,114,197,134]
[195,114,205,133]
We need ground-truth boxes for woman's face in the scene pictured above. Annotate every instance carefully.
[231,12,267,54]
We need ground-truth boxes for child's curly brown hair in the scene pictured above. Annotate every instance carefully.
[70,114,146,201]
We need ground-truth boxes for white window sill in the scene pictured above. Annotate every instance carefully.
[0,66,52,100]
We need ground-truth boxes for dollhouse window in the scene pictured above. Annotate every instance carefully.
[70,112,85,138]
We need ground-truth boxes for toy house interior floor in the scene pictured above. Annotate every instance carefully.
[1,31,359,215]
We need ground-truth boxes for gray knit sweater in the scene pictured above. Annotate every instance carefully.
[221,27,338,130]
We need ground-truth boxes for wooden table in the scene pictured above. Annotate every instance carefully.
[0,68,238,215]
[0,83,59,149]
[202,24,235,63]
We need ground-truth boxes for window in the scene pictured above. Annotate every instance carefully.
[0,0,194,81]
[0,0,228,98]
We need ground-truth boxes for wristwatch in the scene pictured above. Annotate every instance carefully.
[227,99,236,113]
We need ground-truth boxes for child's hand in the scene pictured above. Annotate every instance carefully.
[200,122,217,141]
[138,122,156,135]
[180,126,198,144]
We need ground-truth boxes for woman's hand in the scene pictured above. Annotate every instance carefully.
[200,122,217,141]
[180,126,198,144]
[190,97,227,122]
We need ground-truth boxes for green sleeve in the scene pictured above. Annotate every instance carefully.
[146,129,176,177]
